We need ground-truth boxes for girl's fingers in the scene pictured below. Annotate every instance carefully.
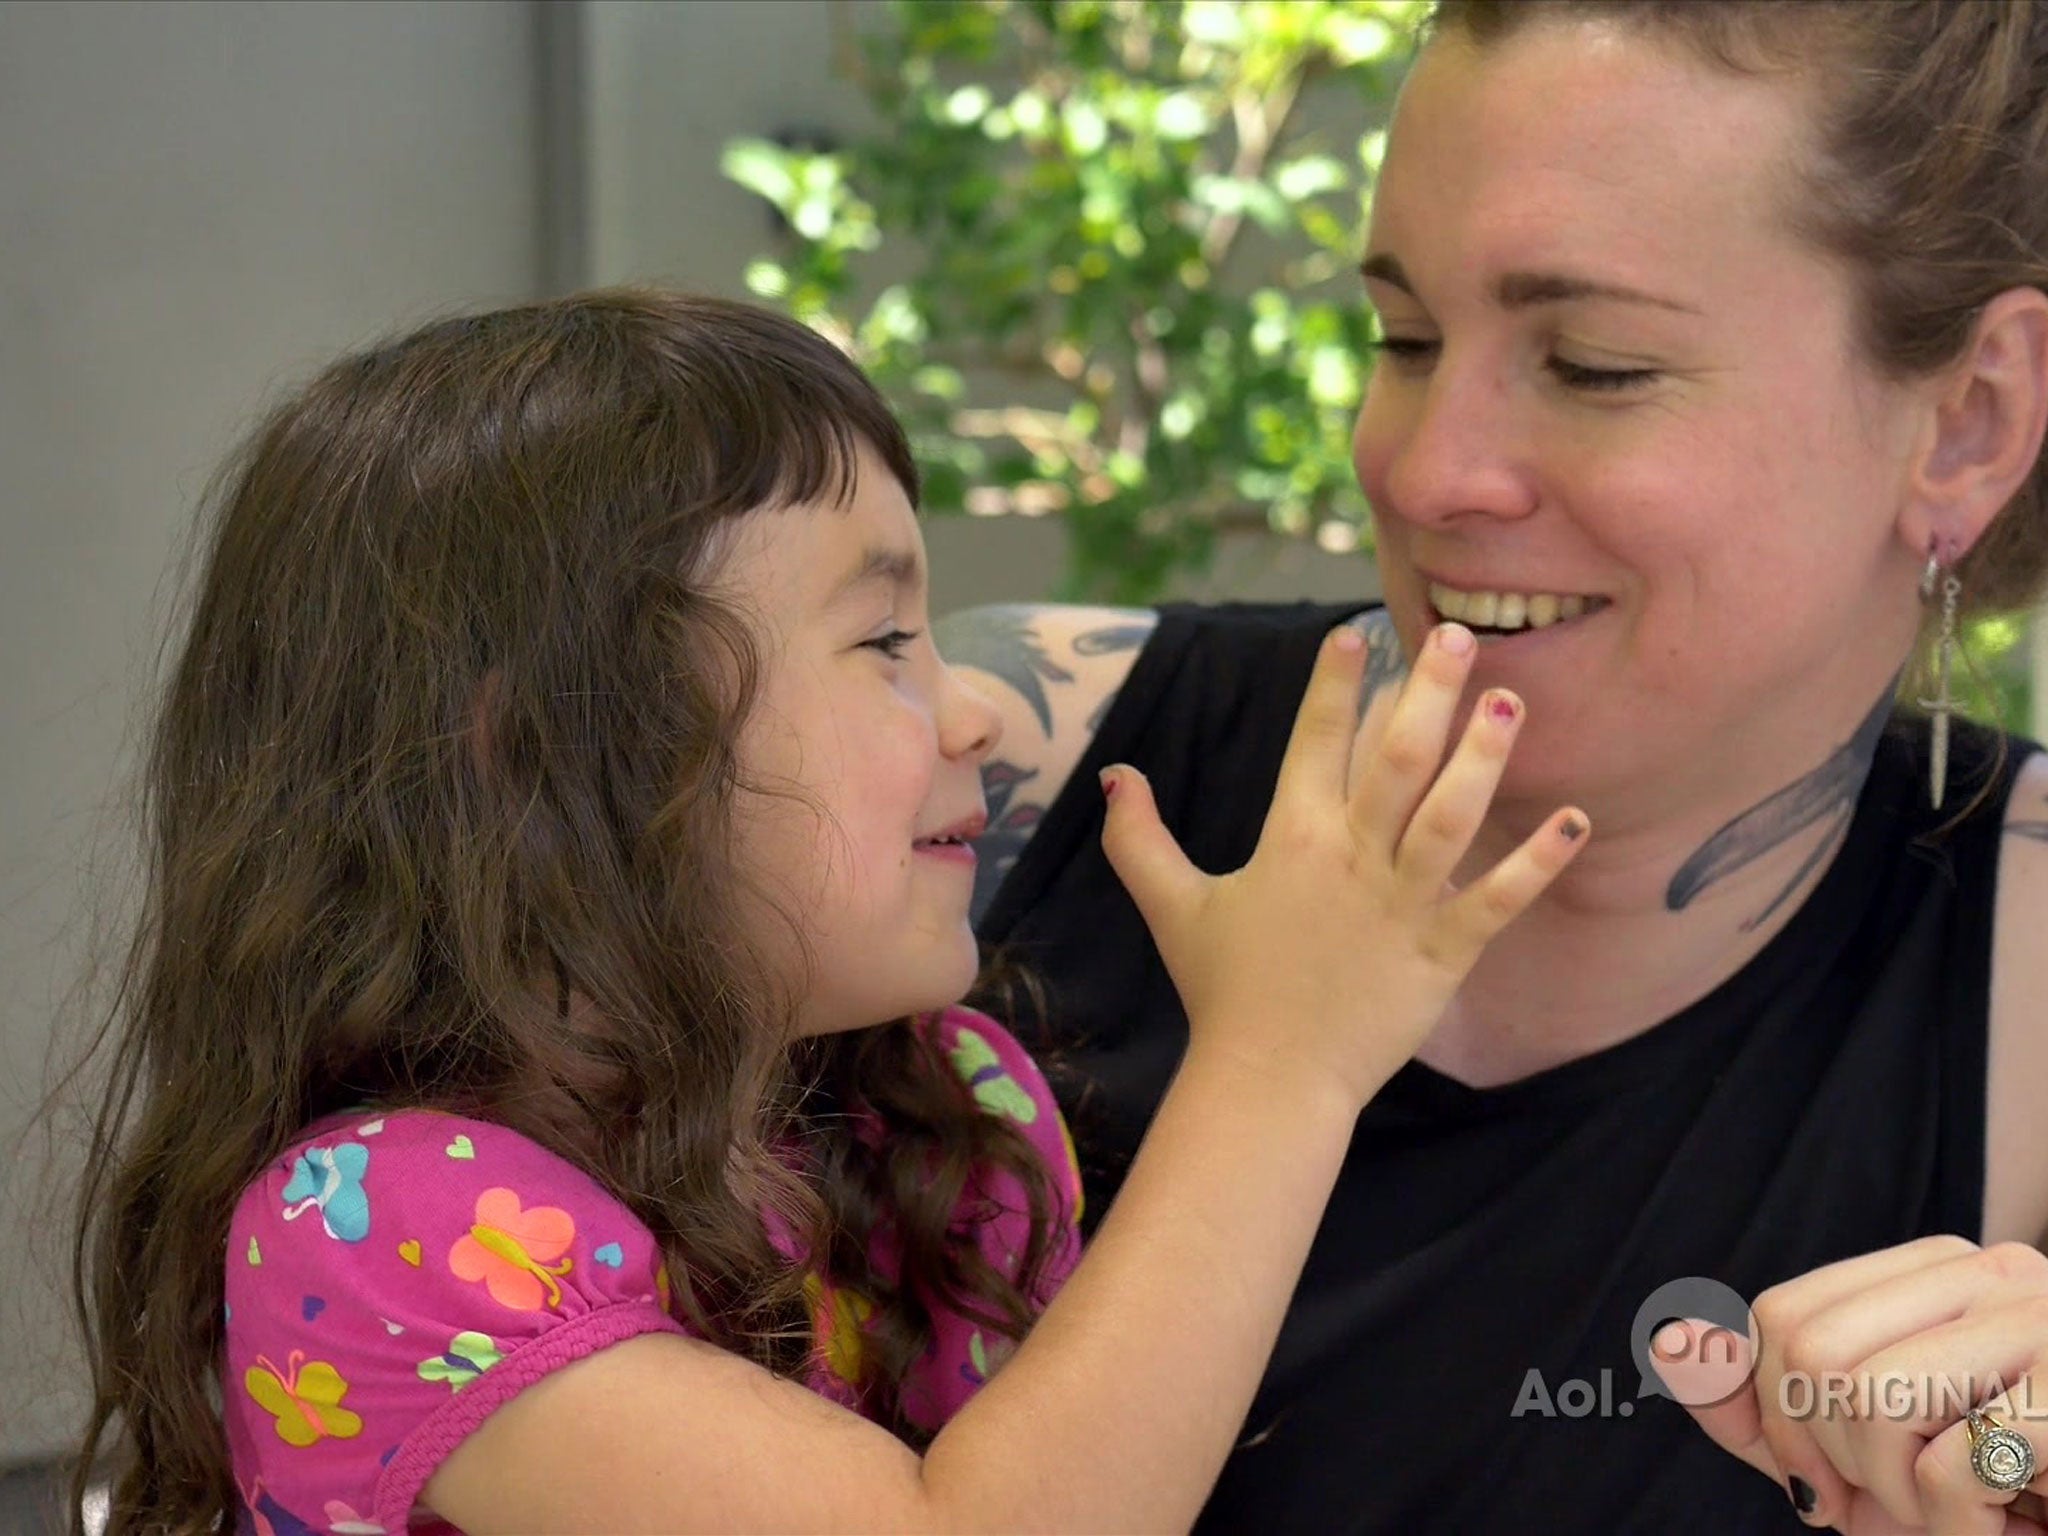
[1097,765,1207,956]
[1346,669,1401,804]
[1354,623,1479,854]
[1439,805,1589,954]
[1389,689,1523,895]
[1269,624,1372,815]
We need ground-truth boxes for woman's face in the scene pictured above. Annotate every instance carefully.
[1354,23,1930,816]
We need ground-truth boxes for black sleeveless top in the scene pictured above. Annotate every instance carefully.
[977,600,2027,1535]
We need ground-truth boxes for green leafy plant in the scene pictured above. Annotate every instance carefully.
[724,0,1425,603]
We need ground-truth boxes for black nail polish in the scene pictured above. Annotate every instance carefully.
[1787,1476,1818,1516]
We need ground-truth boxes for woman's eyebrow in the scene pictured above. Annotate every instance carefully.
[1360,252,1700,315]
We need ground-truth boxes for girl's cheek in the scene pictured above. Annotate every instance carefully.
[890,690,945,756]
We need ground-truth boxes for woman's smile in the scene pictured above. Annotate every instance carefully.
[1423,579,1614,637]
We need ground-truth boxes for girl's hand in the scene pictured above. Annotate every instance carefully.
[1661,1236,2048,1535]
[1098,620,1587,1112]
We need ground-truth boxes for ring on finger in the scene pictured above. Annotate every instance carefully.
[1966,1408,2037,1493]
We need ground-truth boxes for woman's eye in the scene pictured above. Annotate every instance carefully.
[1371,335,1440,366]
[1368,333,1659,393]
[861,628,922,661]
[1549,357,1661,393]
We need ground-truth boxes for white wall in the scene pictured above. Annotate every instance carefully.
[584,0,871,300]
[0,0,540,1465]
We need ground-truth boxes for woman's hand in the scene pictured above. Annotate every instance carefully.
[1661,1235,2048,1534]
[1097,619,1588,1113]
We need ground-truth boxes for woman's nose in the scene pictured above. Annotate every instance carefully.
[1365,358,1539,527]
[937,663,1003,763]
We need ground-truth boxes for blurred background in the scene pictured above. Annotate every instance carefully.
[2,1,2041,1524]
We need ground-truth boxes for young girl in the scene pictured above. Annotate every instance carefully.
[70,290,1586,1534]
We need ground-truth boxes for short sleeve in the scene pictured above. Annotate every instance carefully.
[222,1109,685,1534]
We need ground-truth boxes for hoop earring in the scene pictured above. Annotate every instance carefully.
[1917,544,1962,809]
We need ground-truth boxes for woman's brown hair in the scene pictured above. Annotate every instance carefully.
[1430,0,2048,619]
[67,289,1063,1533]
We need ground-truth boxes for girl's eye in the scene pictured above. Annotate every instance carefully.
[1548,357,1662,393]
[861,628,922,661]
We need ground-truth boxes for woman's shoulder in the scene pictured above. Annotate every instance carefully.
[1998,737,2048,833]
[1983,741,2048,1243]
[1992,740,2048,943]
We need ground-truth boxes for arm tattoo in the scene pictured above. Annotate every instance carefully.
[1073,622,1155,658]
[1074,620,1152,735]
[972,757,1044,921]
[1350,608,1406,709]
[932,605,1073,735]
[1667,689,1893,930]
[937,606,1155,920]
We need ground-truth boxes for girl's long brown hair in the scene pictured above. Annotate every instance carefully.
[66,289,1063,1533]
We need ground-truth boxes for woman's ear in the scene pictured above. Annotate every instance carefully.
[1899,286,2048,559]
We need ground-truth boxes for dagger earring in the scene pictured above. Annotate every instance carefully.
[1917,541,1961,809]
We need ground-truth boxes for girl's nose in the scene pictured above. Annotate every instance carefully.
[937,663,1003,763]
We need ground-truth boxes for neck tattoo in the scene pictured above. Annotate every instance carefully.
[1666,688,1893,931]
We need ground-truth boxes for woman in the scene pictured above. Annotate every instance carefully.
[941,2,2048,1531]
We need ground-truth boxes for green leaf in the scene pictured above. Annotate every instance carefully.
[1182,1,1246,47]
[721,138,798,209]
[1062,99,1110,157]
[723,0,1432,602]
[1274,154,1346,202]
[1154,91,1212,140]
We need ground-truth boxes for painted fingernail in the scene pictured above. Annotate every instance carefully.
[1786,1476,1818,1517]
[1559,814,1587,842]
[1486,692,1519,725]
[1436,622,1475,656]
[1099,767,1120,800]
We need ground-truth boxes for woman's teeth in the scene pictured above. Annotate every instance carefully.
[1428,583,1593,632]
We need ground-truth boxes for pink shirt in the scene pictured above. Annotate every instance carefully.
[222,1007,1081,1535]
